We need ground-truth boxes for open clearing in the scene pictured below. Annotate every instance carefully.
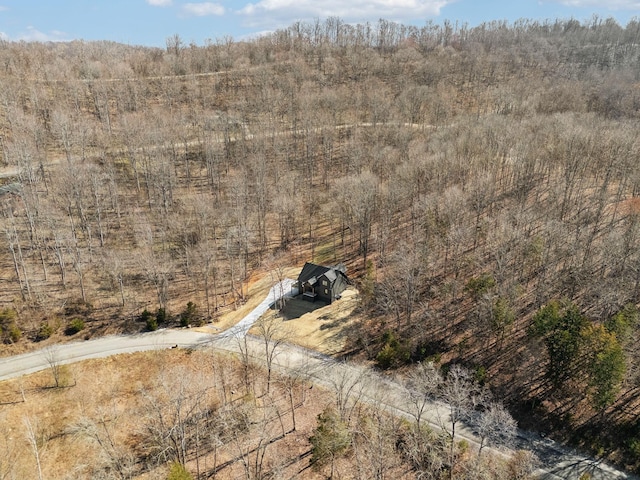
[0,272,634,480]
[251,287,359,355]
[199,265,361,356]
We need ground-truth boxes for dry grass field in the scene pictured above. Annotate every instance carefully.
[0,348,336,480]
[198,265,361,356]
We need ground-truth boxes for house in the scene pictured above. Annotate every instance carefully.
[295,262,350,304]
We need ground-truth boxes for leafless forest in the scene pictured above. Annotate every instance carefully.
[2,16,640,472]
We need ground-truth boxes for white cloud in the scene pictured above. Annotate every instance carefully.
[0,6,9,12]
[238,0,452,27]
[146,0,173,6]
[549,0,640,8]
[17,26,69,42]
[0,32,7,40]
[183,2,225,16]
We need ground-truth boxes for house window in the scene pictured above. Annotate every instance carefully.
[324,289,329,295]
[322,280,328,286]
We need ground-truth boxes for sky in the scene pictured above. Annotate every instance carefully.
[0,1,639,47]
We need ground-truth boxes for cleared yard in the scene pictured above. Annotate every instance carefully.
[201,266,360,357]
[252,287,359,355]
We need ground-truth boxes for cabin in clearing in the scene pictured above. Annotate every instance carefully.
[295,262,350,304]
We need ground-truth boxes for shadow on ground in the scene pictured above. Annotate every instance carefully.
[279,296,327,320]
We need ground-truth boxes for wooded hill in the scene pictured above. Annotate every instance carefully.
[2,16,640,471]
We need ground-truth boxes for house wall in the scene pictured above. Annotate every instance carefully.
[296,265,350,304]
[316,275,333,303]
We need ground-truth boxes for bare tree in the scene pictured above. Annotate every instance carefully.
[265,253,290,312]
[274,350,315,434]
[102,249,126,307]
[330,363,369,425]
[474,401,517,457]
[43,345,64,388]
[438,365,487,477]
[507,450,539,480]
[352,381,406,479]
[2,205,32,301]
[235,333,259,397]
[139,366,210,467]
[220,397,283,480]
[136,223,174,311]
[23,416,45,480]
[253,315,290,394]
[379,240,426,327]
[399,425,448,479]
[405,361,442,431]
[69,236,89,303]
[69,414,136,479]
[333,171,380,270]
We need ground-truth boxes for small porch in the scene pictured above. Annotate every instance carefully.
[302,284,318,302]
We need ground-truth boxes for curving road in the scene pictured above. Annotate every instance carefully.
[0,280,635,480]
[0,279,295,382]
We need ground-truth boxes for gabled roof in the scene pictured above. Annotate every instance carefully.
[297,262,350,286]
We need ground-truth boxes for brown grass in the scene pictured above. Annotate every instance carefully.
[0,351,169,479]
[252,288,360,355]
[0,348,334,480]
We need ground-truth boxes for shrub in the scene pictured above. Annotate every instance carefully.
[156,307,168,325]
[139,309,153,323]
[606,304,638,343]
[457,439,469,455]
[37,322,54,341]
[146,316,158,331]
[0,308,17,324]
[139,309,158,331]
[6,322,21,343]
[66,318,85,335]
[310,407,351,467]
[628,438,640,458]
[411,340,444,363]
[376,330,410,369]
[180,301,199,327]
[376,344,398,369]
[465,274,496,299]
[0,308,19,344]
[167,462,194,480]
[474,365,487,385]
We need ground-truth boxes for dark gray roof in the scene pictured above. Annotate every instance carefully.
[297,262,350,286]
